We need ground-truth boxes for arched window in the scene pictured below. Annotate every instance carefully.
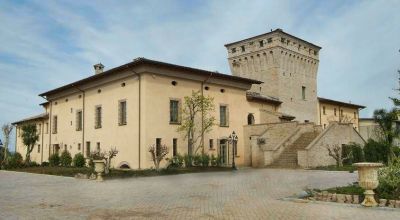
[118,161,131,169]
[247,114,255,125]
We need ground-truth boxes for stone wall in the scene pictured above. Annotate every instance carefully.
[298,122,366,168]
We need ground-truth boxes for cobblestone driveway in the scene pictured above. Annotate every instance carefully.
[1,168,399,219]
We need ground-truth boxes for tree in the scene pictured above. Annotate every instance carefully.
[177,90,215,155]
[104,147,118,174]
[390,50,400,107]
[21,124,39,163]
[373,108,399,165]
[1,123,13,166]
[326,144,352,167]
[148,144,169,171]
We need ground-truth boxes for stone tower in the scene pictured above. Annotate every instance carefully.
[224,29,321,123]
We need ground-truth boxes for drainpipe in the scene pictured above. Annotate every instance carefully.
[75,87,85,156]
[49,101,52,158]
[128,68,141,169]
[201,72,213,154]
[319,104,322,127]
[41,120,44,163]
[138,73,141,169]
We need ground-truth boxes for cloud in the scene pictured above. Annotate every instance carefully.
[1,0,399,150]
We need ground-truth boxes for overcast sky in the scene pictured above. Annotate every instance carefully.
[1,0,399,150]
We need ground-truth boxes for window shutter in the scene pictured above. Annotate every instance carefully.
[226,106,230,126]
[216,139,220,155]
[178,100,182,123]
[95,107,98,128]
[118,102,122,125]
[169,100,172,122]
[123,101,127,125]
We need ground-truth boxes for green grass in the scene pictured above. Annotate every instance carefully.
[105,167,232,179]
[312,165,356,172]
[323,185,365,196]
[7,166,233,179]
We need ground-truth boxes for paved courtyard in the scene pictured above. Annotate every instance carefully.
[1,168,399,219]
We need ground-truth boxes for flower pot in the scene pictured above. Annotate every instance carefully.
[353,162,383,207]
[93,160,105,181]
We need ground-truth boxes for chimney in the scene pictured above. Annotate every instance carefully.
[93,63,104,74]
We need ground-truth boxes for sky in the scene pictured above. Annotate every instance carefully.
[0,0,399,151]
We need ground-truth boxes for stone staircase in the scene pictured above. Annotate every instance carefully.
[270,131,320,168]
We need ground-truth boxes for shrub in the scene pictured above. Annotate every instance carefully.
[73,153,85,167]
[377,158,400,200]
[200,154,210,167]
[27,161,39,167]
[393,147,400,157]
[210,155,222,167]
[88,159,94,170]
[41,161,49,167]
[7,152,23,168]
[167,154,184,169]
[60,150,72,167]
[364,139,388,163]
[343,143,365,165]
[193,154,202,166]
[183,154,193,167]
[49,154,60,166]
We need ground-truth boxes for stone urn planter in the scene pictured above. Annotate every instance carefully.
[93,160,105,181]
[353,162,384,207]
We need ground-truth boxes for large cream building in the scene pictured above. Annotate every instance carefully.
[14,29,366,168]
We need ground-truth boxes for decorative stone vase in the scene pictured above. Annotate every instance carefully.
[354,162,384,207]
[93,160,105,181]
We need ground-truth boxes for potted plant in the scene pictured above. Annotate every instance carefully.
[90,151,105,181]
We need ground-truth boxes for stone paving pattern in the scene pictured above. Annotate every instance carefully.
[1,168,399,219]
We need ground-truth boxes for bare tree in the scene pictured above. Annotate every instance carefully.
[104,147,118,174]
[148,144,169,171]
[1,123,13,166]
[326,144,352,167]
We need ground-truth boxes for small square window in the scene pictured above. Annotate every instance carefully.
[241,46,245,52]
[259,40,264,47]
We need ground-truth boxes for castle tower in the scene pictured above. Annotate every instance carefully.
[224,29,321,123]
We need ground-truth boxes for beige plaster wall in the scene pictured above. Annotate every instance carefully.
[318,102,359,130]
[141,73,270,168]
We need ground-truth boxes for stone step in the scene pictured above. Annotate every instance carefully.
[270,131,320,168]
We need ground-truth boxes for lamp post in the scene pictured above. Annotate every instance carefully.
[228,131,238,170]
